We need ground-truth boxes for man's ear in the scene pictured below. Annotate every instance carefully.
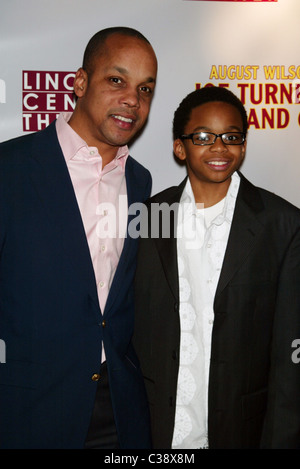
[73,68,88,98]
[173,139,186,162]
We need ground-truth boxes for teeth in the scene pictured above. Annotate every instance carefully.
[208,161,228,166]
[113,115,133,123]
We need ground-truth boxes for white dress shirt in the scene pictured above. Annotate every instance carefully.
[172,172,240,449]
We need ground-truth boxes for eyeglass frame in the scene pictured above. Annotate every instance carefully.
[180,131,246,146]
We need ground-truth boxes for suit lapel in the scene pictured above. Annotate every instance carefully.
[153,179,187,302]
[215,174,265,298]
[103,157,150,315]
[29,122,100,311]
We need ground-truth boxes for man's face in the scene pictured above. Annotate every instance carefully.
[72,33,157,161]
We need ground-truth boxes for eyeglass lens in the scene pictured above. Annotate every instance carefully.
[193,132,244,145]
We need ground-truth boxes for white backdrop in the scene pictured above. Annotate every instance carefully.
[1,0,299,207]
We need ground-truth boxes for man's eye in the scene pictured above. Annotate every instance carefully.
[140,86,152,94]
[110,77,122,84]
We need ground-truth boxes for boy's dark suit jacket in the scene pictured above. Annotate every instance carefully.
[134,173,300,449]
[0,122,152,449]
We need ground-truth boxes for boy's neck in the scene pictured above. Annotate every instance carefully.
[189,177,231,208]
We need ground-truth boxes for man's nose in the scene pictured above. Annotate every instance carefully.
[121,87,140,107]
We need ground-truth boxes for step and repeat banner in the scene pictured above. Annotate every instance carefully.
[1,0,299,207]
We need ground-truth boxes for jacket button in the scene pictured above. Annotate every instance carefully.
[102,320,106,328]
[91,373,100,382]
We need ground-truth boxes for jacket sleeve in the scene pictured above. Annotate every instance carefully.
[261,226,300,448]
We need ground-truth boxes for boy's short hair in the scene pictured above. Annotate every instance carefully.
[173,86,248,140]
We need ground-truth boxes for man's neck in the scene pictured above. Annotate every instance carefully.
[67,115,119,167]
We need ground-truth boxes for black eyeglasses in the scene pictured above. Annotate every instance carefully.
[180,131,246,146]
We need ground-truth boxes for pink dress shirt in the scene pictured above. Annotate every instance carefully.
[56,112,128,316]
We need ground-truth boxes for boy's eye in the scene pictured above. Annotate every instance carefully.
[225,134,237,141]
[195,132,212,142]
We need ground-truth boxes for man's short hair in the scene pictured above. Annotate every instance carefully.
[82,26,152,75]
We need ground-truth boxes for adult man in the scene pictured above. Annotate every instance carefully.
[0,26,157,449]
[134,86,300,448]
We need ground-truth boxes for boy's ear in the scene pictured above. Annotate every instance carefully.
[242,139,247,158]
[173,139,186,161]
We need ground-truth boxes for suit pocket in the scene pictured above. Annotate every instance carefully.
[142,377,155,406]
[242,388,268,421]
[0,359,44,390]
[125,354,138,370]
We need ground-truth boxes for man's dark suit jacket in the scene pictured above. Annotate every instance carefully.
[0,121,152,449]
[134,173,300,449]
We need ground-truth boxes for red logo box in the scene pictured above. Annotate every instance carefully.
[184,1,277,3]
[22,70,76,132]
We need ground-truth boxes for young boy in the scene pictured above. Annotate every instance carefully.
[134,86,300,449]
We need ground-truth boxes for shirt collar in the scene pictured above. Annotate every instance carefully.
[56,112,129,168]
[181,172,240,225]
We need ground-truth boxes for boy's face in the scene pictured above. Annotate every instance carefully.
[174,101,246,189]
